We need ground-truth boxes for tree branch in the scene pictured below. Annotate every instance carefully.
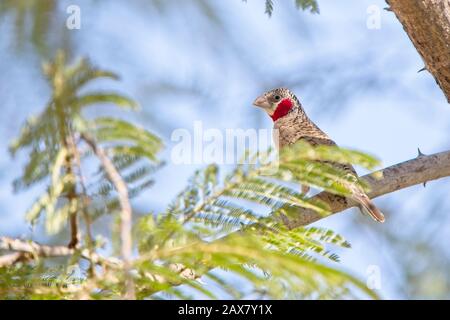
[70,135,96,276]
[284,150,450,228]
[81,134,135,300]
[387,0,450,103]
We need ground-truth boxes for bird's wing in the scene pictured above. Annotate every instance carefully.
[302,136,385,222]
[300,135,358,176]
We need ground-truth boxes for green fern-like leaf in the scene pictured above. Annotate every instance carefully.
[265,0,274,17]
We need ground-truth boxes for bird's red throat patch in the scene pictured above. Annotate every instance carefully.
[270,98,293,122]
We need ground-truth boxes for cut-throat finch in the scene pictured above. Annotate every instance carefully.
[253,87,385,223]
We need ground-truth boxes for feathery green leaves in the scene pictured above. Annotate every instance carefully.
[11,51,162,233]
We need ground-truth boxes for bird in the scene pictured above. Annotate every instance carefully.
[253,87,385,223]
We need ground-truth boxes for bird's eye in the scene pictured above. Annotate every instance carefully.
[274,95,281,100]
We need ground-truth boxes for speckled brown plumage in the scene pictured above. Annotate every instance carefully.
[253,88,385,223]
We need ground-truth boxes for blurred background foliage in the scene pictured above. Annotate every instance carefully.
[0,0,449,299]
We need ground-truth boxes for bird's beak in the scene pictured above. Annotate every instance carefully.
[253,95,271,109]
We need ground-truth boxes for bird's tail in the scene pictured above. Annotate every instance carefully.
[354,193,385,223]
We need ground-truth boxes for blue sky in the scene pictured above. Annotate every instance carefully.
[0,0,449,299]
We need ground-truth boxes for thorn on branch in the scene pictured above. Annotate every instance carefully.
[417,148,426,158]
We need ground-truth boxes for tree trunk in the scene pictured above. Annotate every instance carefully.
[387,0,450,103]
